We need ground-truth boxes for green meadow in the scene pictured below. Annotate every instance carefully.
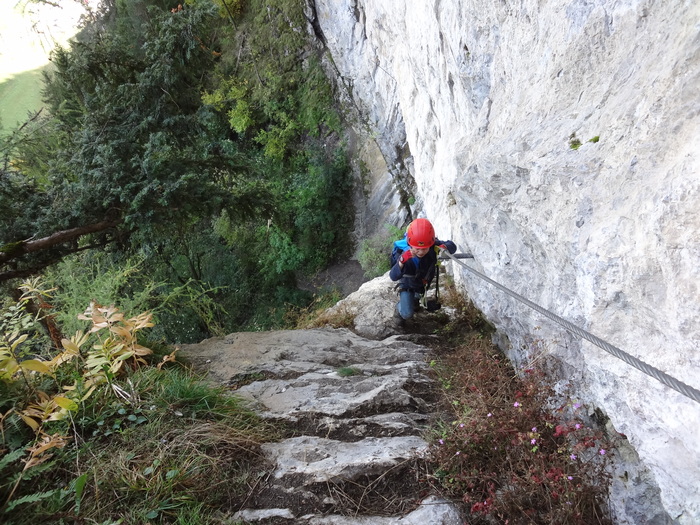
[0,65,49,135]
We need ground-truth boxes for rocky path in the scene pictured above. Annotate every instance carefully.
[179,323,463,524]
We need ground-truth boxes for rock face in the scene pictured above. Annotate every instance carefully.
[179,327,461,523]
[309,0,700,522]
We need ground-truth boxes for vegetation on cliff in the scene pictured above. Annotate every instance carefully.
[1,0,352,340]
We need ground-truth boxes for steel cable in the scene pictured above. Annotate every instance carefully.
[442,250,700,404]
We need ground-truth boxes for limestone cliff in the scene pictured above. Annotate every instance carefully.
[308,0,700,522]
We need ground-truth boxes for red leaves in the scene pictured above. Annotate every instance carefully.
[553,424,571,437]
[546,467,564,480]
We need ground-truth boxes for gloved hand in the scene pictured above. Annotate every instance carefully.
[400,251,413,265]
[437,244,447,250]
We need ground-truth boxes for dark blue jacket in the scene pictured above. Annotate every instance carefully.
[389,240,457,293]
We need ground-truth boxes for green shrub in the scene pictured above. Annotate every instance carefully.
[357,225,405,279]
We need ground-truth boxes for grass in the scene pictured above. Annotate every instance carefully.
[0,67,48,136]
[1,361,280,524]
[0,0,62,137]
[0,282,281,524]
[288,289,357,329]
[423,293,615,523]
[337,366,362,377]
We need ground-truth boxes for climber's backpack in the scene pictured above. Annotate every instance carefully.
[389,236,410,267]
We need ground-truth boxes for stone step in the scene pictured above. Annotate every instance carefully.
[179,327,463,523]
[234,495,462,524]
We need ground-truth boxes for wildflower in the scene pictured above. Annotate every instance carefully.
[567,476,573,480]
[455,451,461,456]
[514,402,520,407]
[599,449,606,455]
[575,423,581,430]
[573,403,581,409]
[532,427,537,432]
[570,454,577,460]
[531,439,537,445]
[438,439,444,445]
[459,423,465,428]
[487,413,492,417]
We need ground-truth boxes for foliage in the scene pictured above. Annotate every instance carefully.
[569,133,582,150]
[202,0,353,277]
[426,330,614,524]
[43,247,233,344]
[0,278,278,523]
[0,0,355,519]
[1,0,269,279]
[267,146,353,270]
[357,224,405,279]
[3,0,353,335]
[204,0,342,158]
[0,278,154,513]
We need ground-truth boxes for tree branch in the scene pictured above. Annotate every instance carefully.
[0,219,122,264]
[0,239,115,283]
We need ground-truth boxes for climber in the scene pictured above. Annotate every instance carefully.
[389,218,457,324]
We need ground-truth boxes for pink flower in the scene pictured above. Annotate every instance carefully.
[487,413,492,417]
[514,402,520,407]
[570,454,577,460]
[531,439,537,445]
[599,449,606,455]
[438,439,444,445]
[532,427,537,432]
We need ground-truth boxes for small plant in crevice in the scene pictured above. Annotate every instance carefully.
[426,335,614,524]
[337,366,362,377]
[588,135,600,143]
[569,133,582,150]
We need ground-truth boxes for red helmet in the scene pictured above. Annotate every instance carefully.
[406,218,435,248]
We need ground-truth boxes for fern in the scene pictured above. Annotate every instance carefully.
[0,449,25,473]
[4,488,58,513]
[16,458,55,481]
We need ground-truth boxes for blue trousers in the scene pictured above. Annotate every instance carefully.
[397,290,421,320]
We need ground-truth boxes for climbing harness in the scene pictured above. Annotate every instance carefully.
[440,248,700,405]
[425,252,473,310]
